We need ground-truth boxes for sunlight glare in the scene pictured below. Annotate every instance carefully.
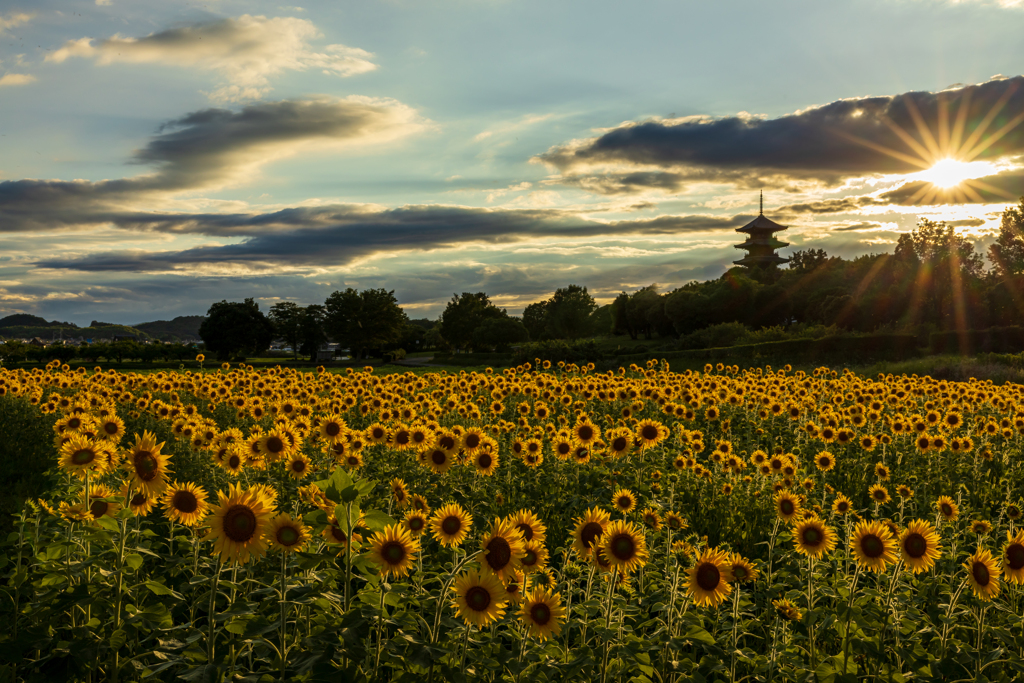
[913,158,1000,188]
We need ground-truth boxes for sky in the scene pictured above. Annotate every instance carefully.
[1,0,1023,325]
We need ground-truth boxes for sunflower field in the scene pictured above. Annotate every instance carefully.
[1,358,1023,682]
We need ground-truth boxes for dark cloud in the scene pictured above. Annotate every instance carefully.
[878,167,1024,206]
[32,205,748,272]
[830,222,885,232]
[777,196,889,214]
[0,96,420,231]
[537,76,1024,189]
[946,218,986,227]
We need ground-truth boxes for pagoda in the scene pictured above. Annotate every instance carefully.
[733,192,790,268]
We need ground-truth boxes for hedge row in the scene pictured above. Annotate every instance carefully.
[929,326,1024,355]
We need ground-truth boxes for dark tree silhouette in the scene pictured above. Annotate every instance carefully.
[199,299,275,361]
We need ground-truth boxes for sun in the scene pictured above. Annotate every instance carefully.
[913,158,1000,189]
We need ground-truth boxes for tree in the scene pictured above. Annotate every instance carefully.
[545,285,597,340]
[439,292,506,352]
[298,304,329,361]
[521,301,549,341]
[472,317,530,352]
[788,248,830,273]
[989,197,1024,277]
[269,302,304,359]
[324,288,407,359]
[198,299,275,361]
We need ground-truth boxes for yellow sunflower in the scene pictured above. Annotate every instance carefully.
[121,483,156,517]
[899,519,942,574]
[258,429,293,463]
[851,520,897,573]
[641,507,662,531]
[85,483,121,522]
[728,553,759,583]
[391,478,410,509]
[430,502,473,547]
[814,451,836,472]
[285,453,312,480]
[403,510,429,537]
[1000,530,1024,584]
[452,569,508,628]
[605,429,633,457]
[424,447,454,474]
[964,548,1001,601]
[611,488,637,514]
[686,548,733,608]
[205,483,276,564]
[162,481,211,527]
[793,517,837,559]
[572,418,601,447]
[635,419,668,448]
[571,506,611,559]
[479,518,526,581]
[125,433,171,495]
[318,414,348,444]
[508,509,547,545]
[367,523,420,578]
[266,513,311,554]
[58,436,111,479]
[519,539,549,574]
[519,587,567,641]
[600,520,648,574]
[936,496,959,521]
[868,484,891,505]
[773,599,802,621]
[774,490,802,523]
[473,449,499,476]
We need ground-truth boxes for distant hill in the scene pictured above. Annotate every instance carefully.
[133,316,205,341]
[0,314,76,329]
[0,323,152,341]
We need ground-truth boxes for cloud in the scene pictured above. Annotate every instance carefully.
[0,96,424,230]
[536,76,1024,194]
[46,15,377,102]
[0,73,35,87]
[0,12,32,35]
[31,205,748,273]
[877,167,1024,205]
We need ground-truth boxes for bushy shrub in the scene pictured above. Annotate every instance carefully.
[511,339,603,365]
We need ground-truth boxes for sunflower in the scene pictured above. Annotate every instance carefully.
[473,449,499,476]
[814,451,836,472]
[664,511,687,531]
[896,484,914,500]
[322,515,356,548]
[479,518,526,581]
[635,419,668,448]
[258,429,292,463]
[519,587,567,641]
[266,513,311,554]
[873,463,890,480]
[85,483,121,522]
[452,569,508,628]
[205,483,276,565]
[162,481,211,527]
[793,517,837,559]
[97,415,126,442]
[964,549,1001,601]
[391,478,410,509]
[1006,503,1022,522]
[611,488,637,514]
[774,491,802,522]
[285,453,311,480]
[366,422,388,445]
[58,436,111,479]
[519,539,549,574]
[868,484,890,505]
[601,520,648,574]
[851,520,898,573]
[728,553,759,583]
[318,414,348,444]
[571,506,611,559]
[425,447,454,474]
[121,483,156,517]
[431,503,473,547]
[641,507,662,531]
[403,510,429,537]
[504,570,526,604]
[936,496,959,521]
[773,599,802,621]
[686,548,733,608]
[971,520,992,535]
[368,523,420,578]
[572,418,601,447]
[501,510,544,547]
[605,429,633,457]
[899,519,942,573]
[1001,530,1024,584]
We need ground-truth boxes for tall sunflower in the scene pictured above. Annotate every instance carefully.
[258,429,293,463]
[266,513,311,554]
[403,509,429,537]
[479,518,526,581]
[572,418,601,448]
[964,549,1001,601]
[728,553,759,583]
[793,517,837,559]
[424,447,454,474]
[452,569,508,628]
[851,520,897,573]
[899,519,941,573]
[285,453,311,480]
[367,523,420,578]
[519,587,566,641]
[205,483,276,565]
[868,484,891,505]
[58,436,111,479]
[508,509,547,545]
[600,520,648,574]
[686,548,733,608]
[1001,530,1024,584]
[162,481,211,527]
[832,494,853,516]
[936,496,959,521]
[120,482,156,517]
[774,490,802,523]
[519,539,549,574]
[431,502,473,547]
[571,506,611,559]
[635,419,668,449]
[473,449,499,476]
[611,488,637,514]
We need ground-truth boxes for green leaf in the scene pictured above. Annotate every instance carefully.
[124,553,144,572]
[361,510,396,533]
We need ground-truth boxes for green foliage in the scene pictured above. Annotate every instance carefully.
[198,299,275,361]
[325,288,407,359]
[438,292,508,352]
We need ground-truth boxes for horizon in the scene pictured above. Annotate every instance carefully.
[2,0,1024,326]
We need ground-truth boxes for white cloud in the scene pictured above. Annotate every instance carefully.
[0,73,36,87]
[95,0,113,6]
[46,15,378,103]
[0,12,32,35]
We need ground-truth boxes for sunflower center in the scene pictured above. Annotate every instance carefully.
[172,490,199,514]
[733,565,748,580]
[441,516,462,536]
[522,549,538,566]
[617,496,631,509]
[478,453,492,469]
[408,517,424,531]
[103,422,118,435]
[278,526,300,546]
[611,437,627,451]
[130,492,147,507]
[224,504,257,542]
[331,525,348,543]
[530,603,551,625]
[464,434,481,449]
[696,563,721,591]
[780,500,794,516]
[578,425,594,441]
[610,534,635,561]
[801,528,822,546]
[486,537,513,571]
[90,500,109,518]
[266,437,285,454]
[347,456,360,466]
[972,560,990,586]
[517,523,533,541]
[641,425,658,440]
[860,534,884,558]
[1006,544,1024,570]
[941,503,953,517]
[466,585,491,612]
[381,540,406,565]
[291,460,306,473]
[903,533,927,559]
[228,454,241,469]
[71,449,96,466]
[581,522,603,549]
[432,450,447,465]
[325,422,341,436]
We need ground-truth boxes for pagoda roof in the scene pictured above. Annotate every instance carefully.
[733,253,790,267]
[736,213,788,234]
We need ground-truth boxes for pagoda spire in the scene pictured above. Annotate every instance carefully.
[759,190,763,215]
[733,193,789,268]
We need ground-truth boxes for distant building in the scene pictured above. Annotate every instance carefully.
[734,193,790,268]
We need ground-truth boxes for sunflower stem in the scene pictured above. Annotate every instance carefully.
[807,555,816,677]
[374,578,387,671]
[207,560,223,667]
[599,572,616,683]
[841,565,861,675]
[279,550,288,682]
[458,625,471,676]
